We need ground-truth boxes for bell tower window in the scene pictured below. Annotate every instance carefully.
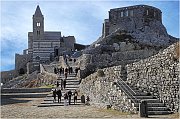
[37,22,40,26]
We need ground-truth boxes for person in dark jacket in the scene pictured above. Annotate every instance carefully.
[68,90,72,105]
[60,79,64,90]
[64,92,68,106]
[56,89,62,103]
[59,67,62,75]
[73,90,78,104]
[63,79,66,89]
[64,72,68,79]
[52,89,57,102]
[56,81,59,87]
[54,67,57,74]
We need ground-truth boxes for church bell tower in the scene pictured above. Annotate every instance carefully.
[33,5,44,40]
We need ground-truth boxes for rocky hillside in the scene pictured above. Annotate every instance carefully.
[77,7,178,79]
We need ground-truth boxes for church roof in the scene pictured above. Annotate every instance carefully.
[34,5,43,16]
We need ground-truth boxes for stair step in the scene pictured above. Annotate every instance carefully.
[1,93,48,98]
[41,101,82,104]
[134,96,154,99]
[38,103,83,107]
[134,99,161,103]
[148,111,173,115]
[136,107,170,111]
[44,98,81,101]
[134,92,149,96]
[134,103,165,107]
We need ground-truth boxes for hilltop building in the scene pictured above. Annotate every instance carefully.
[1,5,86,82]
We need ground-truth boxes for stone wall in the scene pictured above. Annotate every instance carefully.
[39,64,58,86]
[79,49,156,79]
[79,66,137,113]
[15,53,31,74]
[126,43,179,112]
[1,70,18,84]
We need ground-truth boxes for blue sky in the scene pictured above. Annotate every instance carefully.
[0,0,179,71]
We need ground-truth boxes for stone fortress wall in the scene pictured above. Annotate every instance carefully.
[1,50,31,84]
[103,5,162,38]
[80,42,179,113]
[15,52,32,74]
[1,70,17,84]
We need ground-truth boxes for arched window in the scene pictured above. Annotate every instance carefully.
[19,68,25,75]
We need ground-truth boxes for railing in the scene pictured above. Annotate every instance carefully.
[115,78,137,104]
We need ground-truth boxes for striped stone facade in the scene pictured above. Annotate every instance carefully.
[28,5,75,69]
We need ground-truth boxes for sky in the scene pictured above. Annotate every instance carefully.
[0,0,179,71]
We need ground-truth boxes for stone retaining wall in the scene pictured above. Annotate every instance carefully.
[126,43,179,112]
[80,43,179,113]
[79,66,137,113]
[39,64,58,86]
[1,88,52,93]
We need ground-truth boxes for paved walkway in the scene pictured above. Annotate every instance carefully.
[1,97,179,118]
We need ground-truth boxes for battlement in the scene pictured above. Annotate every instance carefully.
[109,5,162,24]
[102,5,163,38]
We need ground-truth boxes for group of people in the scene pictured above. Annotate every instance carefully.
[56,79,66,90]
[54,67,80,77]
[52,89,78,105]
[54,67,73,76]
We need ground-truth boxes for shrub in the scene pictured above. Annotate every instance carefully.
[97,69,105,77]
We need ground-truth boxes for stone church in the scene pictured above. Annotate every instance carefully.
[28,5,77,71]
[1,5,86,82]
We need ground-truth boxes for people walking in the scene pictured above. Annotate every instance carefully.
[86,96,90,105]
[52,89,57,102]
[60,79,64,90]
[64,92,68,106]
[68,67,71,74]
[68,90,72,105]
[65,72,67,79]
[56,81,59,87]
[56,89,62,103]
[54,67,57,74]
[63,79,66,89]
[59,67,62,75]
[73,90,78,104]
[65,67,68,73]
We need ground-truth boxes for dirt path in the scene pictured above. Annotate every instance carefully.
[1,98,179,118]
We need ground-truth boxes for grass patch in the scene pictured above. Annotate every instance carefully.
[39,84,55,88]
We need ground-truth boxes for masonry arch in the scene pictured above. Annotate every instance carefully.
[19,68,25,75]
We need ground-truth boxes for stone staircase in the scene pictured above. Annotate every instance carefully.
[1,88,51,99]
[38,73,82,107]
[115,80,173,115]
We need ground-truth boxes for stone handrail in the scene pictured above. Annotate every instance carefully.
[115,79,137,103]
